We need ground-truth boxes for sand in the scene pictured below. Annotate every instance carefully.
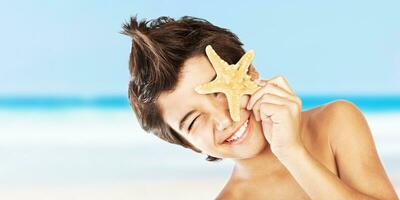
[0,110,398,199]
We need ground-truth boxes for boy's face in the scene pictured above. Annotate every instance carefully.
[157,55,267,160]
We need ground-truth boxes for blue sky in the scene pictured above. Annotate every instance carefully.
[1,0,399,96]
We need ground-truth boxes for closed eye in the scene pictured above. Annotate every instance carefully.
[188,114,201,132]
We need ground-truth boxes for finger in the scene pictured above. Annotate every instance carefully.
[259,102,288,123]
[247,82,300,110]
[250,92,287,121]
[252,93,300,121]
[254,79,267,87]
[240,94,250,109]
[267,75,295,95]
[261,117,273,143]
[252,94,286,121]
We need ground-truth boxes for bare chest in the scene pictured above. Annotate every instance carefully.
[239,176,312,200]
[227,149,338,200]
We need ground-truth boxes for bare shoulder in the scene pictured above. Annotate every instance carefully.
[306,101,399,199]
[297,100,353,173]
[306,99,367,152]
[299,100,364,162]
[304,99,362,136]
[305,99,359,124]
[311,99,361,120]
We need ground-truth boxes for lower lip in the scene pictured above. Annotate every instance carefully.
[225,117,251,145]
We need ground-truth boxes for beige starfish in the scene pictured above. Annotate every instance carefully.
[195,45,261,122]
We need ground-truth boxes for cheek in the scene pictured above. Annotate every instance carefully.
[249,112,264,138]
[191,126,215,150]
[195,131,213,145]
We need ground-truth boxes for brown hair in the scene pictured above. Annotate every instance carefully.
[121,15,256,161]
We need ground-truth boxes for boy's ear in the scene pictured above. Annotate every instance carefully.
[248,64,260,81]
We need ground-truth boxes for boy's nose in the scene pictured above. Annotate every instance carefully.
[215,117,230,131]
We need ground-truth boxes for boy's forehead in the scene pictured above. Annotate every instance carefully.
[157,55,215,127]
[180,55,213,76]
[172,55,216,93]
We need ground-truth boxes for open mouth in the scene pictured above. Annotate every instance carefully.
[224,116,251,145]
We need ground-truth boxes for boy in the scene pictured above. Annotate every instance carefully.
[121,16,398,199]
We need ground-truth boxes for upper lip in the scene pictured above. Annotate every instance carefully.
[220,116,250,144]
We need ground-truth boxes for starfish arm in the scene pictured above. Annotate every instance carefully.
[236,50,255,75]
[194,82,224,94]
[227,93,241,122]
[205,45,230,76]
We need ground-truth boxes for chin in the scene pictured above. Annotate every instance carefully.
[235,135,268,160]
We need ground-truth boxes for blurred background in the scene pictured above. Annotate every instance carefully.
[0,0,399,199]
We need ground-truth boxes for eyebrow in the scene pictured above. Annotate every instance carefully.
[178,74,217,131]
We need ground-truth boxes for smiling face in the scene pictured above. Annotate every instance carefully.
[157,55,268,160]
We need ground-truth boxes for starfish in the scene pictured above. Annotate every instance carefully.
[195,45,261,122]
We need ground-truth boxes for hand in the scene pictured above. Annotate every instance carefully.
[246,75,304,158]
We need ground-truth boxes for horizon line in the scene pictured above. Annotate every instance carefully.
[0,95,399,112]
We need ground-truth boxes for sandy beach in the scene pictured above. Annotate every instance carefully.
[0,109,399,199]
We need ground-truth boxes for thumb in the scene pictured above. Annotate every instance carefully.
[255,79,268,87]
[240,94,250,110]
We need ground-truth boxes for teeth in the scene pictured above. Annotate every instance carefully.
[226,120,248,143]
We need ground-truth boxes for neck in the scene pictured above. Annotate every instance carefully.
[231,144,286,181]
